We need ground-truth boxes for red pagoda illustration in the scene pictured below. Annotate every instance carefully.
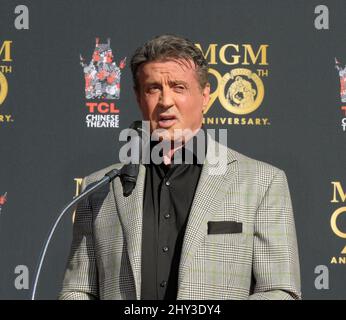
[80,38,126,99]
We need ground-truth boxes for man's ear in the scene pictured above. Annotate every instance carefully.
[202,83,211,112]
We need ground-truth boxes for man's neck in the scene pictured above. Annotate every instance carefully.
[162,127,202,165]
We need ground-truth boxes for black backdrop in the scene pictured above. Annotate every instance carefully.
[0,0,345,299]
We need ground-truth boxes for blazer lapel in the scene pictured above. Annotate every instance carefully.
[111,163,146,300]
[177,134,238,298]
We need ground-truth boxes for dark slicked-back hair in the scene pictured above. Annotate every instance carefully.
[130,34,209,91]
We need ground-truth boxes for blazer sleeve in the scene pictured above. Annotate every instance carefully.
[58,177,99,300]
[249,169,302,300]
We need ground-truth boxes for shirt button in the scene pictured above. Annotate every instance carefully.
[165,180,171,186]
[162,246,169,252]
[164,213,171,219]
[160,281,167,288]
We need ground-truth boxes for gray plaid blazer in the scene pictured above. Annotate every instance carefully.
[59,134,301,300]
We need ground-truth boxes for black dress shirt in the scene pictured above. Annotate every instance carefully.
[141,128,207,300]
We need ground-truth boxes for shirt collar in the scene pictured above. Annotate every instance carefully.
[148,125,207,166]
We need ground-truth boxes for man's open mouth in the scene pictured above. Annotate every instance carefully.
[158,114,177,128]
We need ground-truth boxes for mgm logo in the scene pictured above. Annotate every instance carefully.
[330,181,346,264]
[0,41,12,106]
[195,43,268,123]
[0,71,8,106]
[0,40,14,123]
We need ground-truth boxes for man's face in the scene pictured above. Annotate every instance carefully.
[135,59,210,141]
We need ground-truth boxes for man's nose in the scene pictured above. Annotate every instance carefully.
[159,88,174,108]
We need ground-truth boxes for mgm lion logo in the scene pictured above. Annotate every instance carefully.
[227,76,256,109]
[219,68,264,115]
[0,71,8,106]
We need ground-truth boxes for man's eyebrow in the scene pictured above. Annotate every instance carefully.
[144,80,189,87]
[167,80,189,86]
[144,81,162,86]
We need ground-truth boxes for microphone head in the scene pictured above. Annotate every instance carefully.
[120,120,150,197]
[129,120,150,140]
[129,120,143,131]
[120,164,139,197]
[127,120,150,164]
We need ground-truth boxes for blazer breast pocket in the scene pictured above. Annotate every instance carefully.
[207,221,243,234]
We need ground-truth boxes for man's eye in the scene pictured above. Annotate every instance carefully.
[174,85,185,92]
[148,86,160,93]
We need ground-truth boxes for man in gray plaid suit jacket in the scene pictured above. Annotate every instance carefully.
[59,35,301,300]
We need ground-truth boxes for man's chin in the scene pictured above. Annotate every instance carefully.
[152,127,199,145]
[152,130,180,142]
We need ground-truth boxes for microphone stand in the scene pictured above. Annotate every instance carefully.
[30,168,120,300]
[31,119,146,300]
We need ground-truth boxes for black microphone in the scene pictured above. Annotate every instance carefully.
[119,120,149,197]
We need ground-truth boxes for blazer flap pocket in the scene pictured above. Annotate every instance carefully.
[207,221,242,234]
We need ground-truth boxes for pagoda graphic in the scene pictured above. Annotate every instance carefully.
[80,38,126,99]
[335,58,346,103]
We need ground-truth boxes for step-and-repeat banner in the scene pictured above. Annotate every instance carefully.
[0,0,345,299]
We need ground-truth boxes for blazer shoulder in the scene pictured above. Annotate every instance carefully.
[227,146,285,181]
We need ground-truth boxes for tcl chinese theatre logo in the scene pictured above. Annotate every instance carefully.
[196,43,269,126]
[80,38,126,128]
[335,58,346,131]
